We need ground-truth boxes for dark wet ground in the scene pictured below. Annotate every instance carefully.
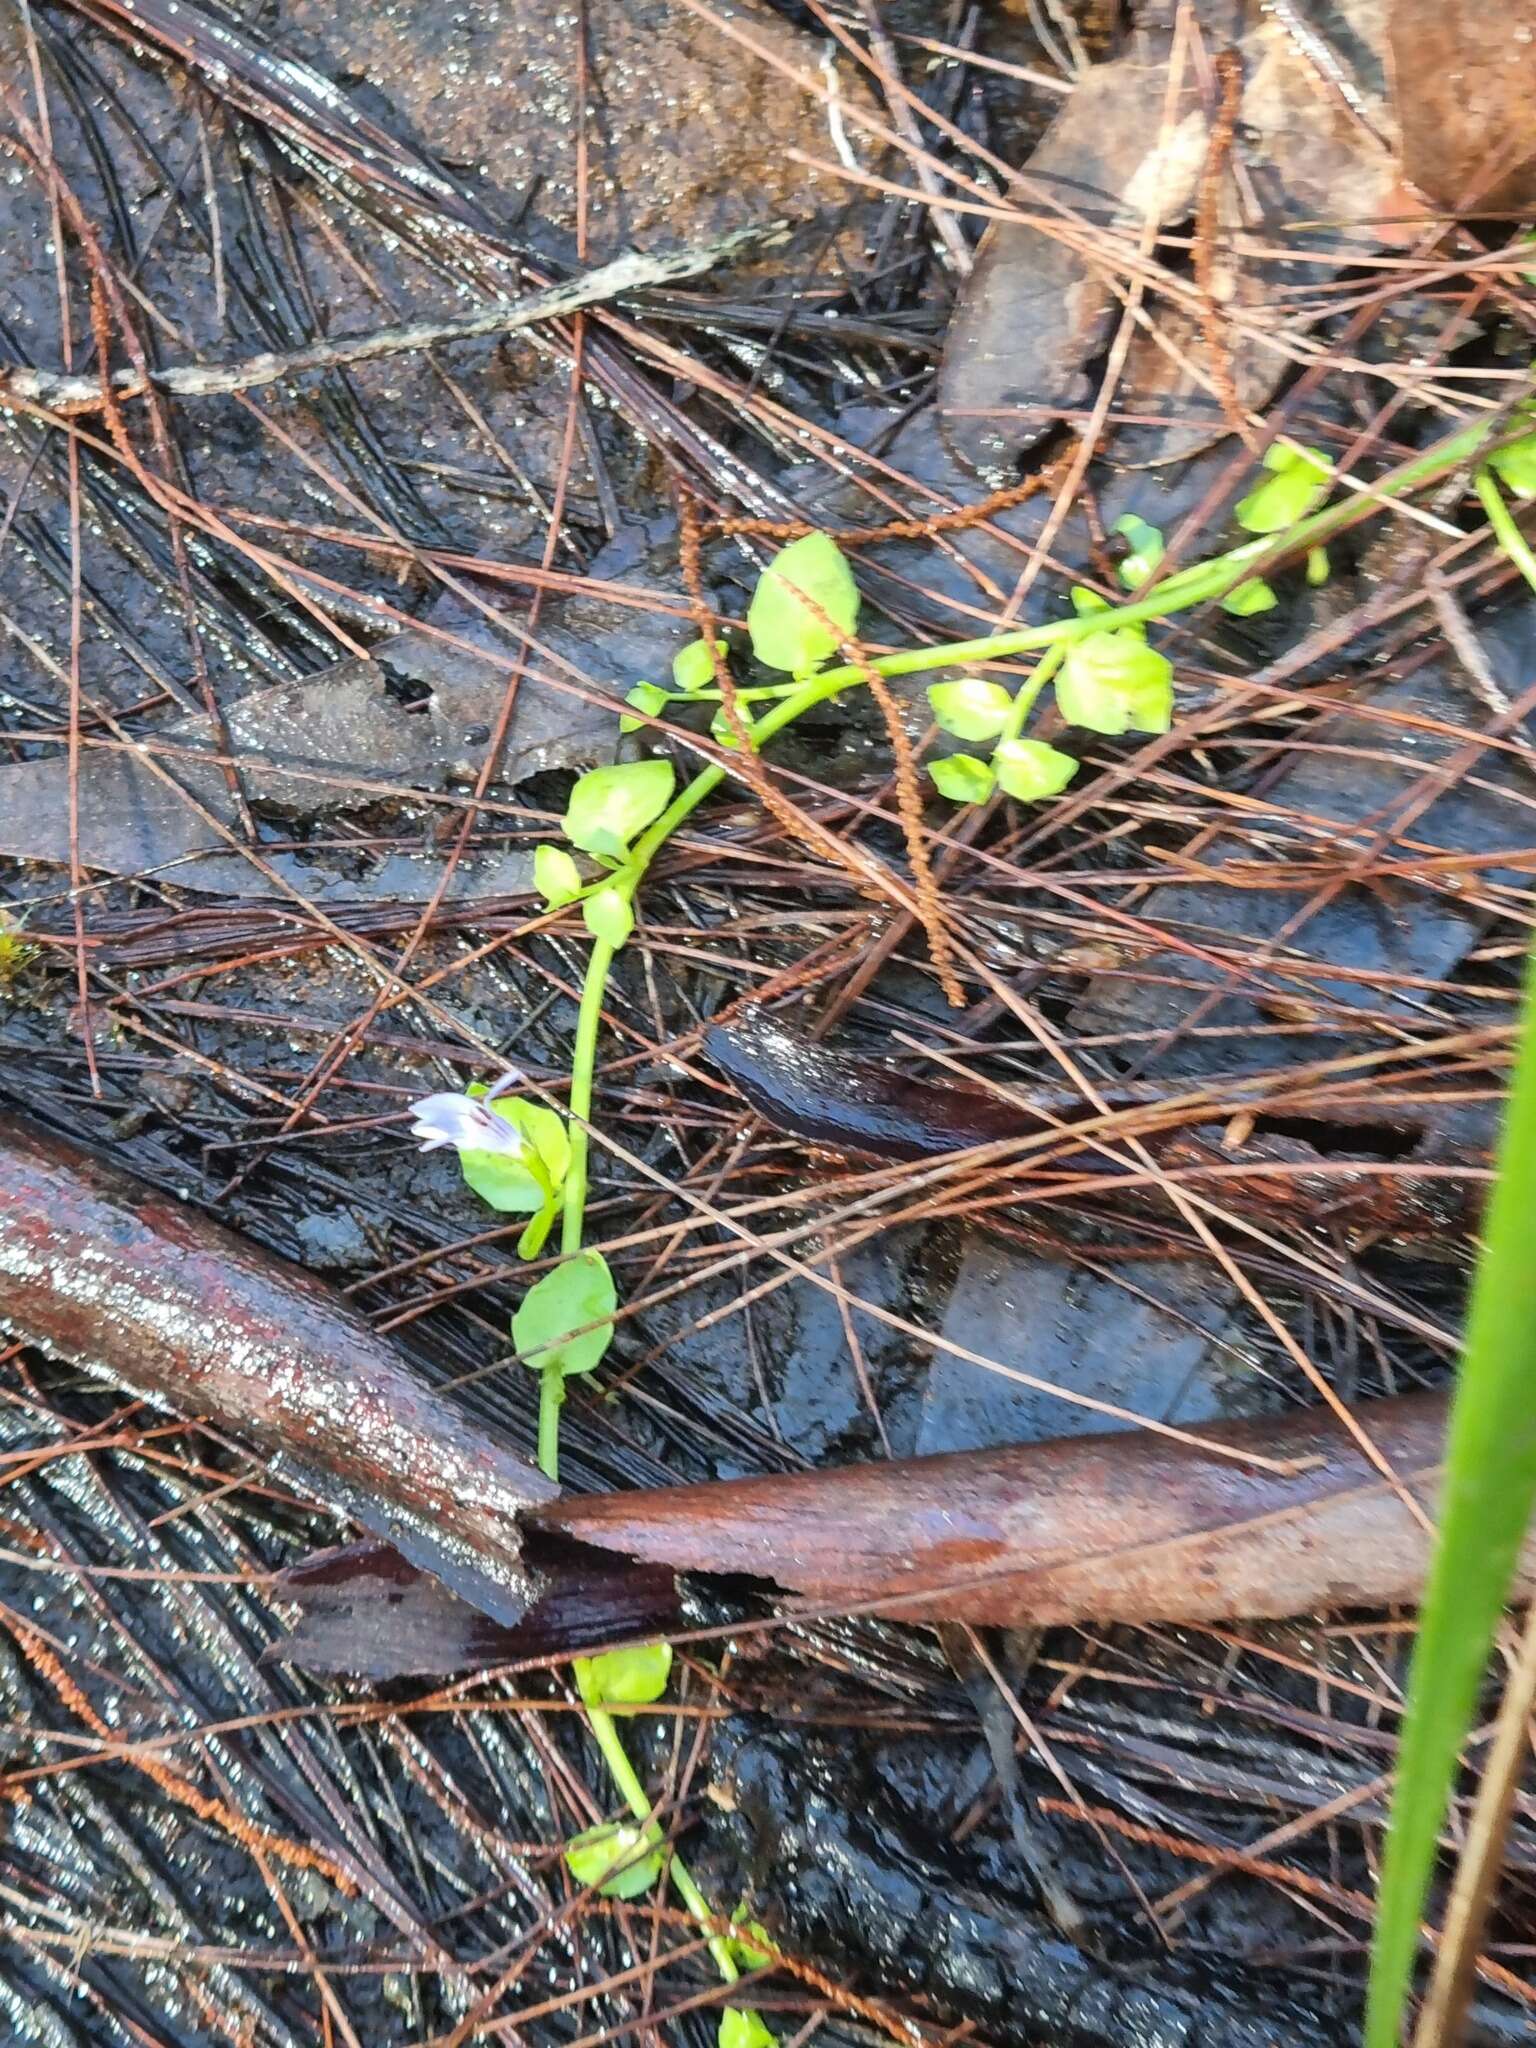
[2,0,1535,2041]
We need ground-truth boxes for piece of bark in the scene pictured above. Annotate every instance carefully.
[705,1008,1078,1160]
[938,31,1206,477]
[270,1535,679,1678]
[916,1236,1237,1454]
[940,1,1402,472]
[0,1112,555,1624]
[537,1390,1532,1626]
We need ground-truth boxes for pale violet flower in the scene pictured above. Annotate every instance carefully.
[408,1072,523,1155]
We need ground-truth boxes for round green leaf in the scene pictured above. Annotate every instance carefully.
[1305,545,1332,587]
[563,759,676,860]
[746,532,859,673]
[513,1251,617,1378]
[926,677,1013,741]
[564,1821,662,1900]
[673,637,728,692]
[1234,444,1331,534]
[620,681,671,734]
[535,843,583,910]
[583,885,634,947]
[1221,577,1278,617]
[719,2007,776,2048]
[927,754,996,804]
[992,737,1079,801]
[575,1640,673,1708]
[1056,632,1174,736]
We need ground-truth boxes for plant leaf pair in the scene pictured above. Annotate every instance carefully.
[928,740,1077,805]
[926,678,1078,804]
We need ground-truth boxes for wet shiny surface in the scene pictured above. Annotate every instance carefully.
[0,1114,556,1624]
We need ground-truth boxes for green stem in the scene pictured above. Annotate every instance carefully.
[1000,645,1064,742]
[538,921,622,1482]
[553,916,749,1996]
[587,1702,741,1982]
[561,932,619,1260]
[614,404,1508,886]
[1475,466,1536,596]
[537,1365,564,1482]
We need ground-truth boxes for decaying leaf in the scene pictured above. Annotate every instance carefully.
[940,1,1403,472]
[271,1537,679,1679]
[938,32,1205,478]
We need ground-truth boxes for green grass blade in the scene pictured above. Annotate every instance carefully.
[1366,944,1536,2047]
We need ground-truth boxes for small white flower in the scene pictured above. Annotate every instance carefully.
[408,1071,524,1155]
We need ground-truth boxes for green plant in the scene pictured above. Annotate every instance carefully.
[412,409,1527,1498]
[407,399,1521,2048]
[565,1641,766,2039]
[0,912,36,987]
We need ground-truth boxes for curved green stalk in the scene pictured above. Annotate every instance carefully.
[1474,467,1536,596]
[1000,645,1064,742]
[586,1702,741,1982]
[561,932,620,1260]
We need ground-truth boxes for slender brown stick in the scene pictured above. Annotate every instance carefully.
[0,224,783,412]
